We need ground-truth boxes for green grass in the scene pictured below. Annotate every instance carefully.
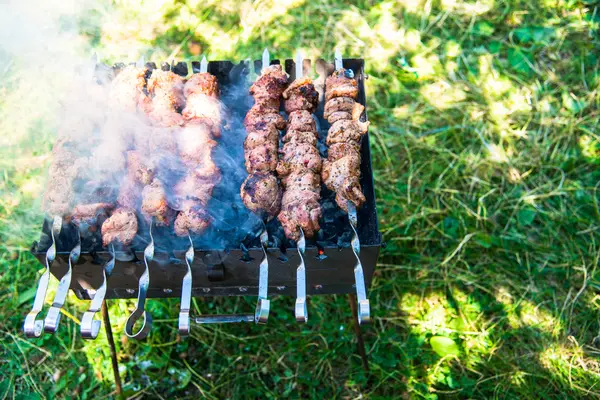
[2,0,600,398]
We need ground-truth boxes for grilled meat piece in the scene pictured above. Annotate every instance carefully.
[109,65,149,113]
[245,142,279,174]
[141,178,174,226]
[326,119,370,145]
[174,205,211,236]
[72,203,114,229]
[126,150,155,186]
[101,208,138,246]
[177,125,218,178]
[276,142,322,177]
[322,69,369,210]
[286,109,316,132]
[182,73,222,137]
[173,172,216,210]
[241,64,288,218]
[325,68,359,102]
[140,69,185,127]
[321,147,366,209]
[184,73,219,99]
[282,130,318,147]
[277,76,322,240]
[323,96,364,121]
[283,76,319,114]
[249,65,288,105]
[240,173,282,216]
[244,103,286,131]
[244,125,279,151]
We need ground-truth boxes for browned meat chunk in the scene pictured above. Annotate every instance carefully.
[321,145,366,210]
[140,69,185,127]
[184,73,219,99]
[244,103,286,131]
[277,142,322,176]
[325,69,359,102]
[174,205,211,236]
[249,65,288,105]
[177,125,218,178]
[109,65,149,113]
[101,208,138,246]
[127,150,155,186]
[240,173,282,216]
[282,130,318,147]
[283,76,319,114]
[326,120,370,145]
[245,142,279,174]
[287,110,316,132]
[323,97,364,121]
[244,125,280,151]
[141,179,174,226]
[173,173,217,210]
[182,73,222,137]
[72,203,114,228]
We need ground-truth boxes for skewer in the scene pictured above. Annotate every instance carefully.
[295,228,308,322]
[200,55,208,74]
[347,202,370,324]
[292,50,309,323]
[262,48,270,72]
[255,225,270,323]
[24,216,62,338]
[44,232,81,333]
[334,49,371,325]
[81,244,116,339]
[124,221,154,339]
[255,48,273,323]
[178,235,193,336]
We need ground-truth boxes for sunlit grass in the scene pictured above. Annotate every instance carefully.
[2,0,600,398]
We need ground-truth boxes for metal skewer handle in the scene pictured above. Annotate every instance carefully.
[124,223,153,339]
[44,233,81,333]
[81,244,116,339]
[295,228,308,323]
[24,216,61,338]
[254,228,270,324]
[178,235,194,336]
[348,201,370,325]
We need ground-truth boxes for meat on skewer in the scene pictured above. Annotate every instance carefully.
[321,68,370,212]
[240,64,287,217]
[276,71,322,241]
[138,69,184,227]
[173,69,222,236]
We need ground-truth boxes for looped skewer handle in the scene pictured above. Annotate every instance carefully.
[81,245,116,339]
[178,235,194,336]
[125,224,154,339]
[44,233,81,333]
[295,228,308,323]
[347,201,371,325]
[254,228,270,324]
[24,216,61,338]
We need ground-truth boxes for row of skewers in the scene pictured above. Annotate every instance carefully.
[24,50,371,341]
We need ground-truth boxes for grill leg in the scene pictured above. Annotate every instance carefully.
[102,300,123,398]
[348,294,370,372]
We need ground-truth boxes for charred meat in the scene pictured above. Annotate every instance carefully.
[240,65,287,218]
[321,68,369,212]
[277,76,322,241]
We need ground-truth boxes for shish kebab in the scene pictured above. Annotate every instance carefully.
[277,50,321,323]
[175,56,222,334]
[82,61,151,339]
[240,49,288,324]
[25,58,108,338]
[321,49,371,324]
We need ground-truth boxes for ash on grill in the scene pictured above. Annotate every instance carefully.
[26,53,381,340]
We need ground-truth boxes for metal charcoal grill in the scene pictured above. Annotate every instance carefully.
[29,57,381,336]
